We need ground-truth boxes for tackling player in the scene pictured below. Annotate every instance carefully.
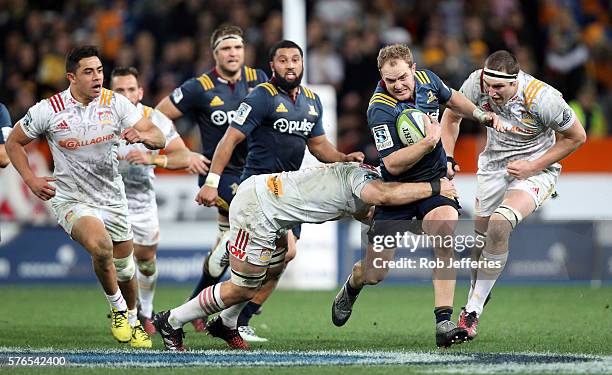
[196,39,364,347]
[0,102,12,167]
[5,46,165,348]
[156,26,268,333]
[153,160,458,351]
[111,66,191,334]
[440,50,586,339]
[331,44,497,348]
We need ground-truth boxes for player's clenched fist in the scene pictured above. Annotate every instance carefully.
[26,176,56,201]
[344,151,365,162]
[440,178,458,199]
[196,185,218,206]
[120,127,142,144]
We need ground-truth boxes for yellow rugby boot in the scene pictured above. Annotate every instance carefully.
[109,308,131,343]
[130,320,153,348]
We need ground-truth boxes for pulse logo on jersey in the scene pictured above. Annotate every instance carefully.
[273,118,315,134]
[211,110,236,126]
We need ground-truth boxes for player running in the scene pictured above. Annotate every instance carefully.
[440,50,586,340]
[196,39,363,347]
[5,46,165,348]
[331,44,497,348]
[110,66,191,334]
[155,26,268,335]
[153,160,458,351]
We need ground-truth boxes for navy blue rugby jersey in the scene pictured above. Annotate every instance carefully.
[367,69,452,182]
[230,80,325,179]
[170,66,267,177]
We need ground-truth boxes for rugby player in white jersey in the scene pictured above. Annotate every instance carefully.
[440,50,586,339]
[5,46,166,348]
[151,123,460,351]
[111,66,191,335]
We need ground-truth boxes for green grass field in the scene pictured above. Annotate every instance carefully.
[0,284,610,374]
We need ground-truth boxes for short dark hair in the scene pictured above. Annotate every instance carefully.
[269,40,303,61]
[211,25,244,49]
[110,66,140,82]
[484,50,520,74]
[65,45,102,73]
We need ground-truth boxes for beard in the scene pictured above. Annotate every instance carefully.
[274,71,303,91]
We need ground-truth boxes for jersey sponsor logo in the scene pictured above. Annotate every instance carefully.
[426,90,437,104]
[273,118,315,134]
[234,103,252,126]
[97,110,113,125]
[308,105,318,116]
[211,110,236,126]
[51,120,70,132]
[58,133,116,150]
[229,229,249,261]
[275,103,288,113]
[481,102,492,112]
[372,124,393,151]
[171,88,183,103]
[210,96,224,107]
[266,175,284,197]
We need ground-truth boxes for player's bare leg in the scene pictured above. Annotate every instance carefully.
[423,205,466,347]
[332,243,395,327]
[134,242,158,334]
[71,216,131,343]
[460,190,536,339]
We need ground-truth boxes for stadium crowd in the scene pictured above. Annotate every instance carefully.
[0,0,610,165]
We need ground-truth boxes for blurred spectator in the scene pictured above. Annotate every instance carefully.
[569,84,608,138]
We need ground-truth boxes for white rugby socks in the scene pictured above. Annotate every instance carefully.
[169,284,225,329]
[137,269,157,319]
[106,289,128,312]
[465,251,508,315]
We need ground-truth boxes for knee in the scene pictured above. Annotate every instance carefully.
[487,215,513,244]
[114,254,136,282]
[136,257,156,276]
[88,237,113,263]
[363,268,387,285]
[434,246,453,259]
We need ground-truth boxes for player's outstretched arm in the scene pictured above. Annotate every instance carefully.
[307,135,364,163]
[383,115,441,176]
[5,123,56,200]
[445,90,498,128]
[360,178,457,206]
[155,137,191,170]
[196,127,246,206]
[507,120,586,179]
[155,96,184,120]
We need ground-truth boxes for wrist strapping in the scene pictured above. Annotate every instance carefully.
[204,172,221,188]
[430,179,441,196]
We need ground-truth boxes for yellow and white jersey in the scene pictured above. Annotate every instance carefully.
[19,87,142,206]
[251,162,379,229]
[117,103,179,214]
[460,70,576,172]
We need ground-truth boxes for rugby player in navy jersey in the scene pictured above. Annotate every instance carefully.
[331,44,498,348]
[156,26,268,333]
[195,40,363,348]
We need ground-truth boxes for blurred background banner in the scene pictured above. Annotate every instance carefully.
[0,0,610,288]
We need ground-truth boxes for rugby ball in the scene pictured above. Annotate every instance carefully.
[396,108,427,146]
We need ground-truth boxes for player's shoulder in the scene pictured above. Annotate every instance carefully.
[254,81,279,97]
[367,87,399,122]
[244,66,268,84]
[43,89,70,114]
[300,85,319,101]
[195,71,216,92]
[414,68,441,86]
[521,72,561,110]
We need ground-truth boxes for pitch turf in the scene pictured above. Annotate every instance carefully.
[0,284,610,373]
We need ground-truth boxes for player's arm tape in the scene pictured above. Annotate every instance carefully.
[447,156,458,170]
[429,179,441,196]
[150,154,168,168]
[473,108,490,125]
[204,172,221,188]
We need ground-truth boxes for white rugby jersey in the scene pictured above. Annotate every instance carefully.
[253,162,379,229]
[460,70,576,172]
[117,103,179,213]
[19,87,142,206]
